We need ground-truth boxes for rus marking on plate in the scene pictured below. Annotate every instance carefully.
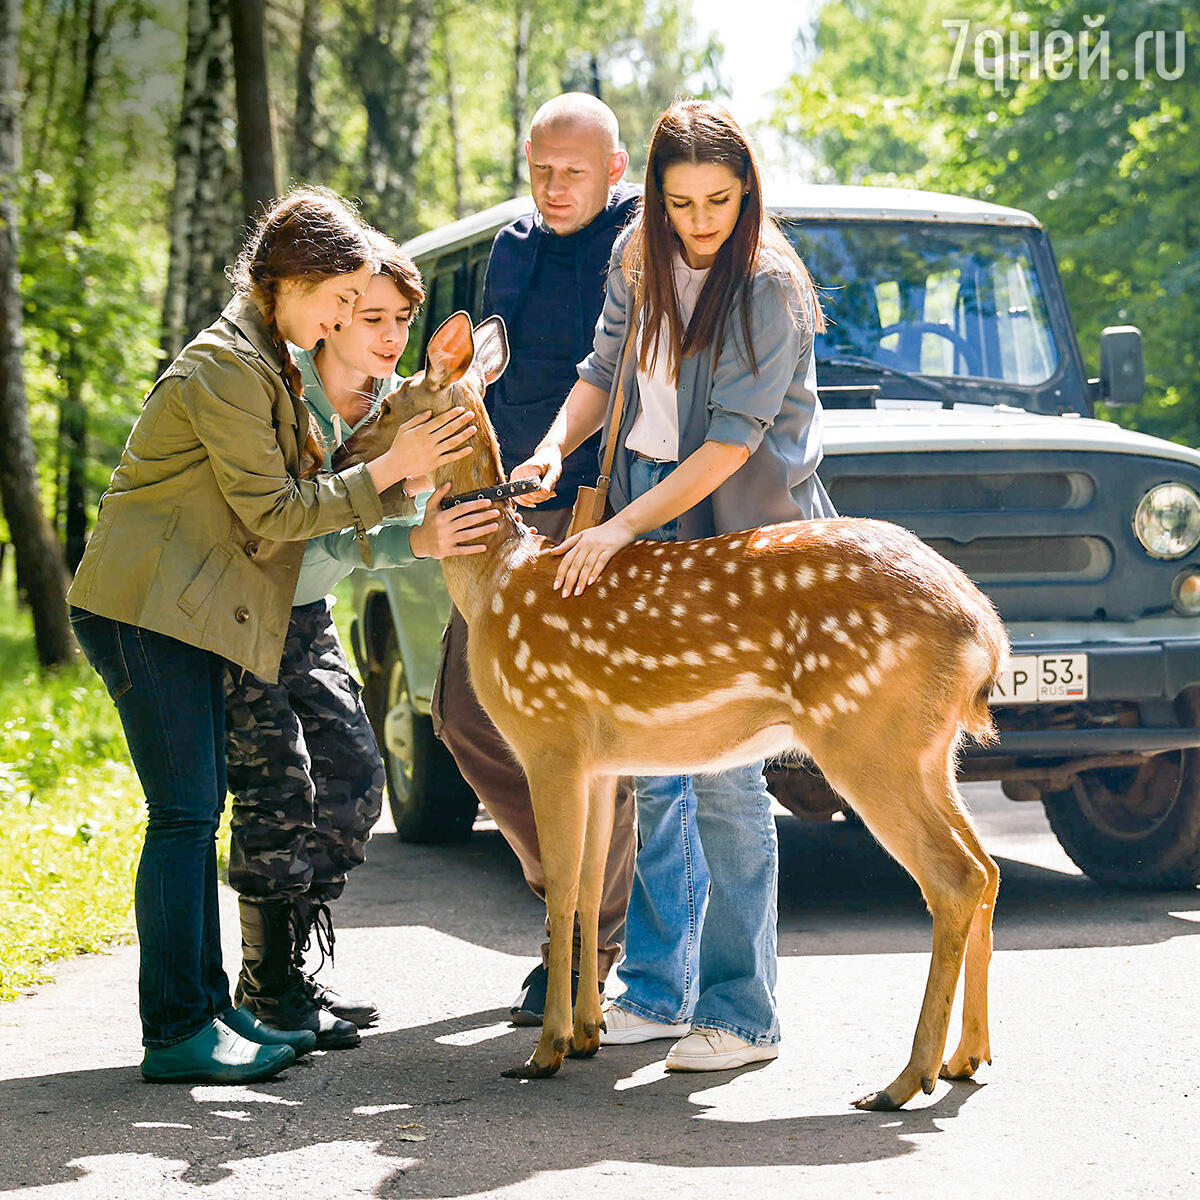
[989,654,1089,705]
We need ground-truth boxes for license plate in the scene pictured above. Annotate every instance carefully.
[989,654,1089,705]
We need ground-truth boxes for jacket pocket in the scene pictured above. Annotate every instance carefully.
[177,544,235,618]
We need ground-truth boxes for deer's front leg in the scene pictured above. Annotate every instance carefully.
[568,774,617,1059]
[502,766,587,1080]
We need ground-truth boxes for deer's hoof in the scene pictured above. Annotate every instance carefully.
[501,1054,562,1080]
[851,1089,901,1112]
[567,1025,601,1058]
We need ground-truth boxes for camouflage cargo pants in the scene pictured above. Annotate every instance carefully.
[224,598,384,902]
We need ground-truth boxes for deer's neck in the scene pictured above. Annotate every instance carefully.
[439,507,537,625]
[433,450,537,624]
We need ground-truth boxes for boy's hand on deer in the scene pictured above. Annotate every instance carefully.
[409,483,500,560]
[551,516,637,596]
[510,448,562,506]
[387,407,477,478]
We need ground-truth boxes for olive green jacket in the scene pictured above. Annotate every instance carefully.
[67,296,409,682]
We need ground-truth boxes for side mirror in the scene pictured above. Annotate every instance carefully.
[1098,325,1144,407]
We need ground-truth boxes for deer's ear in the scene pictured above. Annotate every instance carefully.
[425,311,475,389]
[472,316,509,386]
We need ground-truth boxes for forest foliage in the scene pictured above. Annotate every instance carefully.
[773,0,1200,442]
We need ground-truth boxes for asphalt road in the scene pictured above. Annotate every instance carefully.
[2,783,1198,1199]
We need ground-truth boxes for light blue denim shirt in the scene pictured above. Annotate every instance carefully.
[576,227,836,539]
[289,347,426,607]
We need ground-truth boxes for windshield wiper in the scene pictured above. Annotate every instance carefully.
[816,355,959,409]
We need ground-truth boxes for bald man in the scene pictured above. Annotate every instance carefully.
[431,94,639,1026]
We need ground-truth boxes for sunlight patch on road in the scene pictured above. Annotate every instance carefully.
[1168,910,1200,922]
[613,1061,670,1090]
[436,1021,518,1047]
[353,1102,413,1115]
[189,1085,303,1105]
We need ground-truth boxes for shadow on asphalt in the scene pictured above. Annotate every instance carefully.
[0,1008,987,1196]
[340,819,1200,959]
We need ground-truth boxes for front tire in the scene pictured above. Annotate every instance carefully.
[1043,751,1200,889]
[369,628,478,845]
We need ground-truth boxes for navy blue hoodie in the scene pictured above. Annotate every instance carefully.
[482,183,639,509]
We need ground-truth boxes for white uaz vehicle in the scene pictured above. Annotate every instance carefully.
[351,185,1200,890]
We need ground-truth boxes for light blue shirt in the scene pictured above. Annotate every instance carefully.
[289,347,428,607]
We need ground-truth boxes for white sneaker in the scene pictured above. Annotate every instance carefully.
[665,1026,780,1072]
[600,1003,693,1045]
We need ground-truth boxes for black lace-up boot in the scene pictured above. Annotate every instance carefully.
[234,896,360,1049]
[293,895,380,1029]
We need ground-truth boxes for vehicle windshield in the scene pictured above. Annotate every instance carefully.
[782,220,1060,405]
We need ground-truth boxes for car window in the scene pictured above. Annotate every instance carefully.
[785,220,1059,389]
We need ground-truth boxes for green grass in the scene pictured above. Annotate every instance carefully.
[0,575,362,1003]
[0,576,145,1000]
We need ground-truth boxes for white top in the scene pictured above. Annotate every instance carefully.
[625,255,711,461]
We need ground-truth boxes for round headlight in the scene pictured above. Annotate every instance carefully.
[1134,483,1200,559]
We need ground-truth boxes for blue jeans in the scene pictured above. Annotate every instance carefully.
[612,455,781,1045]
[70,609,231,1048]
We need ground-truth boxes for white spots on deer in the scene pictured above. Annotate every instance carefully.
[769,630,784,650]
[529,659,549,682]
[514,641,531,671]
[507,613,520,640]
[846,563,864,582]
[822,562,841,583]
[724,560,738,575]
[820,616,840,636]
[831,692,858,715]
[803,652,818,673]
[670,603,687,618]
[698,578,713,593]
[543,613,570,633]
[680,556,694,569]
[704,545,718,557]
[807,702,833,725]
[682,650,703,667]
[870,610,891,636]
[846,610,864,629]
[773,570,788,591]
[845,670,872,697]
[794,565,816,589]
[737,636,758,653]
[491,592,504,615]
[523,589,536,607]
[751,572,765,598]
[712,643,733,659]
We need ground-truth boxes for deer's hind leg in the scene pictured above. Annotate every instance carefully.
[567,773,617,1059]
[815,740,989,1111]
[501,760,588,1080]
[940,795,998,1081]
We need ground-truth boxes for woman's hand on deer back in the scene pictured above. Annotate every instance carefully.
[550,516,637,596]
[388,407,477,479]
[410,483,500,559]
[509,448,562,507]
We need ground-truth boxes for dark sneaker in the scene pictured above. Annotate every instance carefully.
[509,964,603,1027]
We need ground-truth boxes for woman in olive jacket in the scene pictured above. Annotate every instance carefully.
[67,187,477,1085]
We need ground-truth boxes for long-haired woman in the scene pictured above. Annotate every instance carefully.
[513,101,833,1071]
[68,187,478,1084]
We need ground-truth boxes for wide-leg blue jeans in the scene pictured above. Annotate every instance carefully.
[70,609,232,1048]
[610,455,781,1045]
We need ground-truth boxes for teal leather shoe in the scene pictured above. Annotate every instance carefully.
[141,1018,295,1084]
[220,1005,317,1056]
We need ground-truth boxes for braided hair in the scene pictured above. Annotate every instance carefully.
[229,185,377,475]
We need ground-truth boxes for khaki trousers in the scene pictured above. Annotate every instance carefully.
[430,506,636,979]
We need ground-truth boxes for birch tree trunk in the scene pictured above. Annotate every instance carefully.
[0,0,72,665]
[291,0,321,181]
[356,0,434,239]
[437,19,464,220]
[229,0,278,229]
[160,0,223,365]
[58,0,108,572]
[510,0,530,196]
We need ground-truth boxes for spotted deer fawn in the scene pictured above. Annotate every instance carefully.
[339,312,1008,1111]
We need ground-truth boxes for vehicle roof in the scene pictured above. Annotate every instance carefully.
[401,185,1040,262]
[770,184,1041,228]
